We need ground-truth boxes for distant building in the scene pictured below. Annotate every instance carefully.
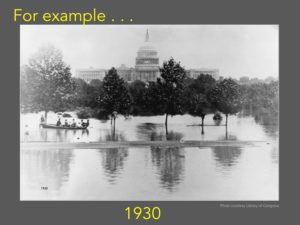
[75,30,219,83]
[75,68,106,83]
[116,64,135,82]
[238,76,277,85]
[186,68,219,80]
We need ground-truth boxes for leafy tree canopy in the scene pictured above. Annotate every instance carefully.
[20,44,75,117]
[158,58,186,116]
[185,74,217,118]
[209,78,243,116]
[98,67,131,117]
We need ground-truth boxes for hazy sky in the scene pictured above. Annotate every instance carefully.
[20,25,279,79]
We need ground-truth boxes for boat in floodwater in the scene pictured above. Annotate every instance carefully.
[40,123,88,130]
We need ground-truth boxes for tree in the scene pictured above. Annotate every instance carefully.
[141,81,165,116]
[20,65,37,113]
[185,74,216,134]
[72,78,89,107]
[98,68,131,132]
[129,80,148,115]
[208,78,243,127]
[158,58,186,136]
[20,45,75,122]
[189,94,212,134]
[89,79,103,88]
[240,81,279,115]
[88,79,103,108]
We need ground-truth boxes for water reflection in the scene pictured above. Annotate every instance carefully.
[239,110,279,140]
[213,119,222,126]
[136,123,184,141]
[20,145,278,200]
[271,145,279,164]
[103,130,126,142]
[151,146,185,191]
[254,114,278,138]
[99,148,128,184]
[223,127,238,141]
[212,146,243,171]
[136,123,165,141]
[36,128,90,142]
[21,149,73,194]
[166,131,184,141]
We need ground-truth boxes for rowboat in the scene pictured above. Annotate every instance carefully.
[40,123,88,130]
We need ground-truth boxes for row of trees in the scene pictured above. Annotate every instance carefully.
[56,60,243,133]
[20,45,278,135]
[240,81,279,115]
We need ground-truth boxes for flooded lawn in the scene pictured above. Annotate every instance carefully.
[20,113,278,142]
[20,113,279,200]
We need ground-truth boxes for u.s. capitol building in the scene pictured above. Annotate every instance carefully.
[75,30,219,83]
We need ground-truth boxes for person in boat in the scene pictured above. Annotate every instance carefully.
[81,119,89,128]
[71,119,77,128]
[85,119,89,128]
[56,118,61,126]
[64,119,69,127]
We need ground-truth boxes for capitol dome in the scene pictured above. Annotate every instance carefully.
[134,29,160,82]
[137,29,158,58]
[138,44,157,52]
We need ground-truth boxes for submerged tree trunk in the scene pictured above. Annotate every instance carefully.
[110,114,116,140]
[201,115,205,135]
[44,110,48,123]
[225,114,228,140]
[113,116,116,133]
[165,113,169,138]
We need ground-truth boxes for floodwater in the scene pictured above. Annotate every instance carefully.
[20,112,278,142]
[20,113,279,200]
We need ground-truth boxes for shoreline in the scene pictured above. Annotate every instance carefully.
[20,140,268,150]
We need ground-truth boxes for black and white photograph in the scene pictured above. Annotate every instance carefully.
[20,25,279,201]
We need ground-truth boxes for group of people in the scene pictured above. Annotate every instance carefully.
[56,118,89,128]
[40,114,89,128]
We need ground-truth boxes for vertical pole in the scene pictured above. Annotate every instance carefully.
[45,111,48,123]
[165,113,169,138]
[201,116,204,135]
[113,117,116,134]
[225,114,228,140]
